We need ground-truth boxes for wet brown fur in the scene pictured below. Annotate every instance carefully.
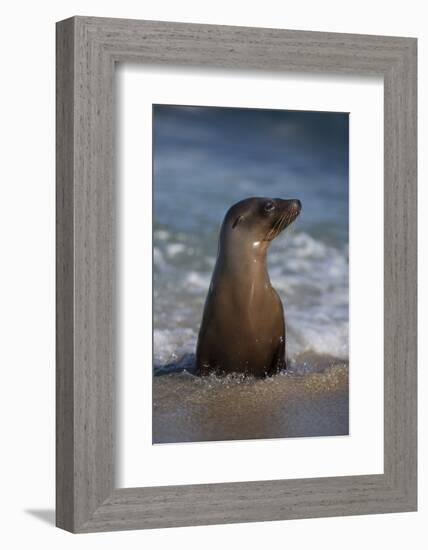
[195,197,301,377]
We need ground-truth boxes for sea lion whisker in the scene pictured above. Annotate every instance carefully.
[264,217,277,241]
[278,214,288,235]
[266,214,284,240]
[275,214,287,237]
[267,218,280,240]
[279,214,289,232]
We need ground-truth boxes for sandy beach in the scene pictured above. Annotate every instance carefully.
[153,355,348,444]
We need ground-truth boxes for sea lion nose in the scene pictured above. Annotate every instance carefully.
[292,199,302,212]
[275,198,302,212]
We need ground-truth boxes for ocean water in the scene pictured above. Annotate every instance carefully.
[152,105,349,443]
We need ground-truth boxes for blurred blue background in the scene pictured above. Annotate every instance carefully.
[153,105,348,247]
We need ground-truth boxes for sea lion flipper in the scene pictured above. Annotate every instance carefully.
[269,335,286,375]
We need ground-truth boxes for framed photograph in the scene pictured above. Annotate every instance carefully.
[56,16,417,532]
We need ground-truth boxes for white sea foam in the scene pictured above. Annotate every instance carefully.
[267,232,349,359]
[166,242,187,257]
[153,247,167,271]
[153,328,197,366]
[154,229,169,241]
[184,271,211,290]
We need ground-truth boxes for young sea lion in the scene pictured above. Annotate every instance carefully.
[195,196,301,377]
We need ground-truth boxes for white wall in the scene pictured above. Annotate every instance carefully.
[0,1,425,548]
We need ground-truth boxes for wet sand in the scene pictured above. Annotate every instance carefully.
[153,355,348,444]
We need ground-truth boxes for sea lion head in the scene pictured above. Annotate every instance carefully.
[221,197,301,249]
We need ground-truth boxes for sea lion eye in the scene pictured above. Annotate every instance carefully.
[264,201,275,213]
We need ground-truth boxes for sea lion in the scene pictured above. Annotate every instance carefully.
[195,196,301,377]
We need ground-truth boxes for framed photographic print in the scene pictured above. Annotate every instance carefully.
[56,16,417,532]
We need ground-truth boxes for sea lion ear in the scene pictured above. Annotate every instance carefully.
[232,215,244,229]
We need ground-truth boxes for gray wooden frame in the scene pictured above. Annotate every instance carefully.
[56,16,417,533]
